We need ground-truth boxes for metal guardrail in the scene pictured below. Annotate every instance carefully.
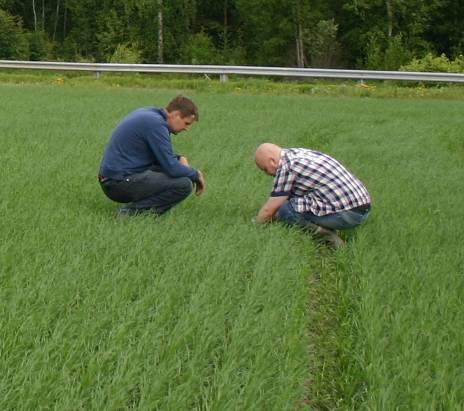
[1,59,464,83]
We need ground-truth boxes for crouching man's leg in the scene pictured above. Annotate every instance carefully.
[276,202,370,248]
[101,170,193,216]
[130,175,193,215]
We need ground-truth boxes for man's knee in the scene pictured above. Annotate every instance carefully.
[175,177,194,198]
[276,202,318,228]
[276,202,295,223]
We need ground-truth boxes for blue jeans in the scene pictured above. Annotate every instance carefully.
[277,202,370,230]
[100,169,193,214]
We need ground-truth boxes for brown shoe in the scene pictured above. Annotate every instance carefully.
[314,226,345,249]
[303,223,345,249]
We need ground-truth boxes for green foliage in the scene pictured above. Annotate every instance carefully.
[401,53,464,73]
[298,95,464,409]
[96,9,124,60]
[366,33,412,70]
[109,43,142,64]
[365,32,385,70]
[26,30,53,61]
[221,46,247,65]
[234,0,312,66]
[182,29,248,66]
[0,9,28,59]
[1,82,464,410]
[1,84,312,410]
[304,19,341,68]
[1,0,464,69]
[383,34,412,70]
[0,71,463,100]
[183,32,220,65]
[341,0,458,69]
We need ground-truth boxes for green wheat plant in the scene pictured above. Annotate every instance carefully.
[1,82,463,410]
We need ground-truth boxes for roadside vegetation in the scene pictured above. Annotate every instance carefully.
[1,80,463,409]
[1,69,464,100]
[1,1,462,73]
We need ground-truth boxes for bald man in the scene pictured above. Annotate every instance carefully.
[255,143,371,247]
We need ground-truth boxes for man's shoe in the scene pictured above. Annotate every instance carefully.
[314,226,346,249]
[303,223,345,249]
[117,207,140,217]
[117,207,160,217]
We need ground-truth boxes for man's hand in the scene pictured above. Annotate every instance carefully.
[179,155,190,166]
[256,196,288,223]
[195,170,206,195]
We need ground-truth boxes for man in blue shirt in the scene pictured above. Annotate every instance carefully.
[98,95,206,216]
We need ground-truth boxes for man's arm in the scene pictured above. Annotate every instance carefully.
[256,195,289,223]
[179,155,206,195]
[146,126,199,181]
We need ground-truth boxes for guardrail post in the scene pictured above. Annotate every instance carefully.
[219,73,228,82]
[95,71,101,79]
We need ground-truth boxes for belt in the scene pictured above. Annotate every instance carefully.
[352,203,371,213]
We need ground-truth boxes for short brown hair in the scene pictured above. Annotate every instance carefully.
[165,95,199,121]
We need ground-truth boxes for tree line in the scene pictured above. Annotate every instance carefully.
[1,0,463,70]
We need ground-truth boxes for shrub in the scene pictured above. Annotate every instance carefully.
[365,32,385,70]
[400,53,464,73]
[26,30,52,61]
[109,43,142,64]
[383,35,412,70]
[304,19,341,68]
[183,32,220,65]
[366,33,411,70]
[0,9,29,59]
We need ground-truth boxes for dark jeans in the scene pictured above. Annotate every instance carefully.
[277,201,370,230]
[99,169,193,214]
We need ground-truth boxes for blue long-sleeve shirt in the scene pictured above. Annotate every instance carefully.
[99,107,199,181]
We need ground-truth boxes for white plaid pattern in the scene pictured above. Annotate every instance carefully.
[271,148,371,216]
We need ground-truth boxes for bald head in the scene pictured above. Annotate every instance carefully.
[255,143,282,176]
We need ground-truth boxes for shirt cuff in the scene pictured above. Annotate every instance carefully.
[271,191,290,197]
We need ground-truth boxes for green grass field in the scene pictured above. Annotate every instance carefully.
[1,81,463,410]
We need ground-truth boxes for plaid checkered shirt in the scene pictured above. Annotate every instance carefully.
[271,148,371,216]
